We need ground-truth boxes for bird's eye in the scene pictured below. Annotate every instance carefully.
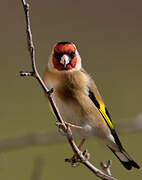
[70,52,75,59]
[54,51,63,60]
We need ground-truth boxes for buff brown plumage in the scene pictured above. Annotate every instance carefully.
[43,41,140,170]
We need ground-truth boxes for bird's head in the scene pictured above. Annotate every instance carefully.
[48,42,82,72]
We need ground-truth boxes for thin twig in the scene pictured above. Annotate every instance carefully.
[100,160,112,177]
[20,0,117,179]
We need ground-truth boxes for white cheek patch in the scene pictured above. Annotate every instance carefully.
[75,50,82,71]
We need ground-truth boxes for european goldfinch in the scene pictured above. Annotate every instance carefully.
[43,41,140,170]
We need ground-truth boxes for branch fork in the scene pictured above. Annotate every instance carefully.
[101,160,112,177]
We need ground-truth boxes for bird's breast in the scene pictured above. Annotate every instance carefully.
[43,70,110,138]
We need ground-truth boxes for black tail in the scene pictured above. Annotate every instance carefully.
[108,146,140,170]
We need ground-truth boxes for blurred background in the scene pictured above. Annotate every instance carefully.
[0,0,142,179]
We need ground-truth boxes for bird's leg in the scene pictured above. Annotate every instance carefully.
[65,123,90,161]
[57,122,90,166]
[56,121,83,136]
[78,138,86,150]
[64,122,83,130]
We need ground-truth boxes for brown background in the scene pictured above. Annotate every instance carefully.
[0,0,142,179]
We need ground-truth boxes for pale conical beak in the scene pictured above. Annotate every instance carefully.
[60,54,70,68]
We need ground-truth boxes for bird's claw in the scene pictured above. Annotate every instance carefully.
[65,154,81,167]
[65,149,90,167]
[56,122,66,136]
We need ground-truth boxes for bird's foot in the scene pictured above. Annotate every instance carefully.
[56,122,69,136]
[65,138,90,167]
[56,121,83,136]
[65,149,90,167]
[65,154,81,167]
[64,122,83,130]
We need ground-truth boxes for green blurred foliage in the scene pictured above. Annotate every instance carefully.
[0,0,141,179]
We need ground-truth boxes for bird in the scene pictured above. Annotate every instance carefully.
[43,41,140,170]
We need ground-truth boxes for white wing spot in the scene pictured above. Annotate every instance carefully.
[115,152,128,162]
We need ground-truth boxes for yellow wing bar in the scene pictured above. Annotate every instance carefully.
[87,87,114,130]
[98,100,114,129]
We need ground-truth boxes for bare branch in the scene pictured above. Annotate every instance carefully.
[20,0,118,179]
